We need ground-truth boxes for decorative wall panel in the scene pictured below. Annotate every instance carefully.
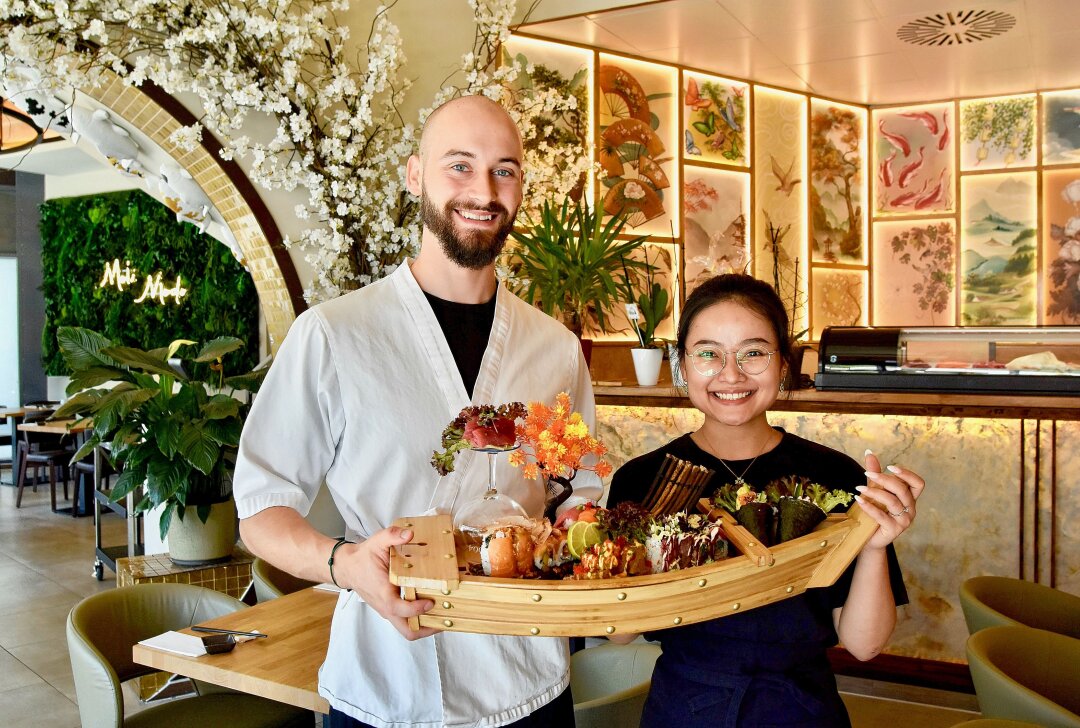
[960,172,1038,325]
[874,103,954,215]
[872,220,957,326]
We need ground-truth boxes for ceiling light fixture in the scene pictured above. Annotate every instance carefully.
[1,98,44,154]
[896,9,1016,46]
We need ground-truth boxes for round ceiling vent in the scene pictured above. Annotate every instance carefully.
[897,9,1016,46]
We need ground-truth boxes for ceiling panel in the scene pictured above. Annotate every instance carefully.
[588,0,751,53]
[517,0,1079,105]
[719,0,879,33]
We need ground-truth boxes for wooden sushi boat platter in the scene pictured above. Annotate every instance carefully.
[389,500,879,637]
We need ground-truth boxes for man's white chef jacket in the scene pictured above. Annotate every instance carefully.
[233,261,601,727]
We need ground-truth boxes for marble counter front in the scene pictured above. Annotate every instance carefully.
[594,386,1079,674]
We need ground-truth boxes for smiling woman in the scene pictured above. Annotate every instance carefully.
[605,273,925,728]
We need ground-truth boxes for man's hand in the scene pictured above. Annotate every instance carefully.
[334,526,440,640]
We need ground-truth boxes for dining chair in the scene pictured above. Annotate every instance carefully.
[570,641,662,728]
[960,575,1080,639]
[67,583,313,728]
[966,625,1080,727]
[14,409,74,511]
[252,557,318,602]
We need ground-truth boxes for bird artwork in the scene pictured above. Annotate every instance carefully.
[770,154,801,196]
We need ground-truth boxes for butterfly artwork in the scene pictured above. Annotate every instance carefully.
[692,112,717,138]
[685,77,712,111]
[685,129,701,156]
[719,98,742,133]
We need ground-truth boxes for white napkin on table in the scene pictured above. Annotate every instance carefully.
[138,631,207,657]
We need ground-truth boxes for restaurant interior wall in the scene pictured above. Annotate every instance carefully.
[13,171,44,405]
[505,33,1080,377]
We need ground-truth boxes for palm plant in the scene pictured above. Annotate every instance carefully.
[509,198,651,337]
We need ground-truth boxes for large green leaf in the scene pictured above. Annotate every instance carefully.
[195,337,243,362]
[150,417,182,457]
[178,426,220,475]
[223,365,269,394]
[66,366,129,394]
[201,394,240,420]
[52,390,104,419]
[56,327,122,372]
[146,456,189,502]
[101,346,188,380]
[202,418,242,447]
[110,465,146,504]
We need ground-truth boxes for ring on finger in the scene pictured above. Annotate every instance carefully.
[888,506,910,518]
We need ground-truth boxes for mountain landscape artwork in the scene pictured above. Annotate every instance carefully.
[960,173,1038,325]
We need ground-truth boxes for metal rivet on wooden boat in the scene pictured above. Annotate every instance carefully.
[616,592,627,601]
[605,626,615,634]
[403,562,412,568]
[403,523,412,528]
[441,601,452,609]
[531,594,542,602]
[673,617,682,625]
[441,589,451,595]
[442,619,453,627]
[820,540,828,548]
[786,586,794,593]
[530,627,540,635]
[697,579,707,587]
[732,603,741,610]
[444,553,454,559]
[442,530,452,534]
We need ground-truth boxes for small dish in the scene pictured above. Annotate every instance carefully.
[200,633,237,654]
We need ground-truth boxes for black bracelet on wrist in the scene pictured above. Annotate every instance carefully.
[327,537,352,590]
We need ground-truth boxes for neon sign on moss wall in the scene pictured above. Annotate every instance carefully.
[39,189,259,376]
[98,258,189,305]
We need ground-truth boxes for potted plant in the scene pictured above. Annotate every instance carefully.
[509,197,651,363]
[52,326,268,565]
[618,251,669,386]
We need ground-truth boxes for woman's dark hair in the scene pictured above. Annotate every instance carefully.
[676,274,794,388]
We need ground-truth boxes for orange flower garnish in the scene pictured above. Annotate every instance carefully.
[508,391,610,484]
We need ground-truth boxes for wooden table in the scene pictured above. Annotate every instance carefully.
[17,418,93,515]
[133,586,336,712]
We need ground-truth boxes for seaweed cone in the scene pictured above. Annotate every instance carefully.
[776,496,826,543]
[734,502,775,546]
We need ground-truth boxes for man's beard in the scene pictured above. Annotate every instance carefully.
[420,193,515,270]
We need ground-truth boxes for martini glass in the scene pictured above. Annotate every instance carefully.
[452,445,527,569]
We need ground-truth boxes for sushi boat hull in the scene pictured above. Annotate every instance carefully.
[389,503,878,637]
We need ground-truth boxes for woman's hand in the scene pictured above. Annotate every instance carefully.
[854,450,926,551]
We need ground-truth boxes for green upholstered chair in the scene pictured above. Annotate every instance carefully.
[960,575,1080,639]
[966,625,1080,727]
[252,557,318,602]
[570,642,662,728]
[67,583,312,728]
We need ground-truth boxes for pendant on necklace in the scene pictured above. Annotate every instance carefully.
[734,476,746,486]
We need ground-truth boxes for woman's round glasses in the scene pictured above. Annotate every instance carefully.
[688,345,776,377]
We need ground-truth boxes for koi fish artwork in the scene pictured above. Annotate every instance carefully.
[938,112,950,152]
[900,111,939,135]
[897,147,925,189]
[879,120,911,157]
[914,169,948,210]
[879,149,897,188]
[890,179,929,207]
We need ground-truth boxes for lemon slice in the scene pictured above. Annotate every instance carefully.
[568,521,605,559]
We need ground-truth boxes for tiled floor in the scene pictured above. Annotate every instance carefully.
[0,474,981,727]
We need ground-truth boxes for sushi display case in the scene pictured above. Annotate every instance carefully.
[815,326,1080,395]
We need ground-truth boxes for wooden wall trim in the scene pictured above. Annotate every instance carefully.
[828,648,974,693]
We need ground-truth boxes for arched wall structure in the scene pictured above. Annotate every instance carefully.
[79,70,307,351]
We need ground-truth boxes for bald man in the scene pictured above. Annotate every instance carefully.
[234,95,600,727]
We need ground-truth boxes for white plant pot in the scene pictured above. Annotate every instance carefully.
[165,499,238,566]
[631,347,664,386]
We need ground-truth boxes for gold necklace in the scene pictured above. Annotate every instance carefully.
[701,429,776,487]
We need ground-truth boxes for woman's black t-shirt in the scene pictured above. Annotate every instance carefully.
[606,430,908,728]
